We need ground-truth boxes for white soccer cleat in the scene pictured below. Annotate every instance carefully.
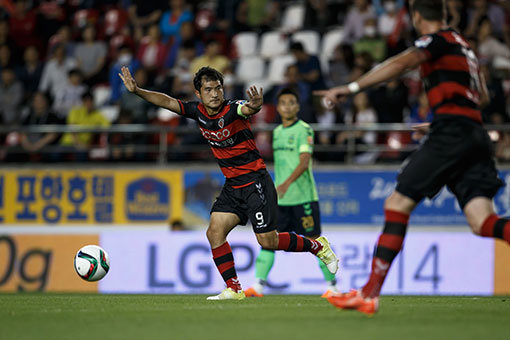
[316,236,339,274]
[206,288,246,300]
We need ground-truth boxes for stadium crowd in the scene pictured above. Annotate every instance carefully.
[0,0,509,163]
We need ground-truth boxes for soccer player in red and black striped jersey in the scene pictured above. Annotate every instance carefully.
[119,66,339,300]
[316,0,509,315]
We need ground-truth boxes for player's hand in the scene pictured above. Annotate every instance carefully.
[277,182,290,199]
[411,123,430,141]
[246,86,263,109]
[118,66,137,93]
[313,86,350,109]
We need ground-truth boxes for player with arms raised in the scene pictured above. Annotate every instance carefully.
[245,88,338,298]
[119,66,338,300]
[316,0,509,315]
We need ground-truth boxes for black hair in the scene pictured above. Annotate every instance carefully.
[289,41,305,52]
[193,66,223,91]
[68,68,82,77]
[411,0,446,22]
[82,91,93,101]
[277,87,300,102]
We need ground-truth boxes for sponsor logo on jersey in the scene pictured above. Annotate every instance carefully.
[199,127,231,141]
[415,35,432,48]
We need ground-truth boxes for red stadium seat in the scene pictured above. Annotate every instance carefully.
[101,8,128,38]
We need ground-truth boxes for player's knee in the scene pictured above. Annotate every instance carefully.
[384,191,415,214]
[206,224,223,243]
[256,233,278,250]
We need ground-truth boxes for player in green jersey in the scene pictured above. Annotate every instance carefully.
[245,88,339,298]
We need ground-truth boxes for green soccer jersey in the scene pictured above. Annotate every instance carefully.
[273,120,318,206]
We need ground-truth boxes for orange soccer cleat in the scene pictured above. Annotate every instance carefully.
[327,289,379,315]
[244,287,264,297]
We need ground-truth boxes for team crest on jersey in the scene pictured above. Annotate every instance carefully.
[288,135,295,144]
[415,35,432,48]
[218,118,224,128]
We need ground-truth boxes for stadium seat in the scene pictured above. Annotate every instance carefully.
[320,28,344,73]
[281,4,305,32]
[102,8,128,37]
[291,30,321,55]
[100,105,120,123]
[73,9,100,31]
[232,32,258,59]
[267,54,296,84]
[260,31,289,59]
[236,56,265,83]
[93,85,112,107]
[243,79,272,95]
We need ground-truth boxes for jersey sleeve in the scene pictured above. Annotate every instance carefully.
[414,33,448,61]
[297,125,314,154]
[176,100,200,121]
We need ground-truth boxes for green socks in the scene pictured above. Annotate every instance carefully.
[318,258,336,284]
[255,249,275,281]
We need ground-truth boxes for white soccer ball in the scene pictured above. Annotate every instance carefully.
[74,245,110,281]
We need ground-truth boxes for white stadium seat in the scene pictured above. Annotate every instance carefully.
[236,56,265,83]
[243,78,272,95]
[291,30,321,55]
[232,32,258,58]
[267,54,296,84]
[93,85,112,107]
[281,4,305,32]
[320,28,344,73]
[99,105,120,123]
[260,31,289,59]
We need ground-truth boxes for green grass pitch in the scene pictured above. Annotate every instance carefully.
[1,294,509,340]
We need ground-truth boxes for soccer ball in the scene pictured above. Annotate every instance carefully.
[74,245,110,281]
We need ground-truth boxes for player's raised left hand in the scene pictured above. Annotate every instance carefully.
[246,86,263,109]
[313,86,350,109]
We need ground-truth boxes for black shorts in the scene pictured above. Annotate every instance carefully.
[210,171,277,233]
[277,201,321,237]
[396,117,504,209]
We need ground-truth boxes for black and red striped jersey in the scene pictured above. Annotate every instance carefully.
[415,28,482,123]
[177,99,266,185]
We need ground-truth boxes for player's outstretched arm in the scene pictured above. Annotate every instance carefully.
[241,86,263,116]
[118,66,182,113]
[314,47,428,108]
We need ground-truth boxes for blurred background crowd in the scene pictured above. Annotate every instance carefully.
[0,0,509,163]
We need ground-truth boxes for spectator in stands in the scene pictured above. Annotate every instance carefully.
[137,24,168,78]
[48,25,75,58]
[407,91,433,124]
[8,0,39,49]
[0,20,18,58]
[168,39,197,80]
[0,67,23,125]
[465,0,506,39]
[304,0,336,32]
[289,42,325,92]
[109,109,139,161]
[215,0,250,36]
[36,0,67,43]
[164,21,204,69]
[328,44,354,87]
[190,39,230,74]
[128,0,167,42]
[272,64,311,120]
[75,25,107,86]
[39,43,77,99]
[372,0,404,17]
[376,0,410,56]
[16,45,43,103]
[244,0,280,32]
[336,92,378,164]
[52,68,87,119]
[119,68,152,123]
[109,44,140,103]
[341,0,375,45]
[0,44,14,71]
[20,92,61,160]
[159,0,193,42]
[446,0,468,33]
[60,91,110,161]
[480,64,507,122]
[353,18,387,62]
[477,17,510,68]
[369,79,409,123]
